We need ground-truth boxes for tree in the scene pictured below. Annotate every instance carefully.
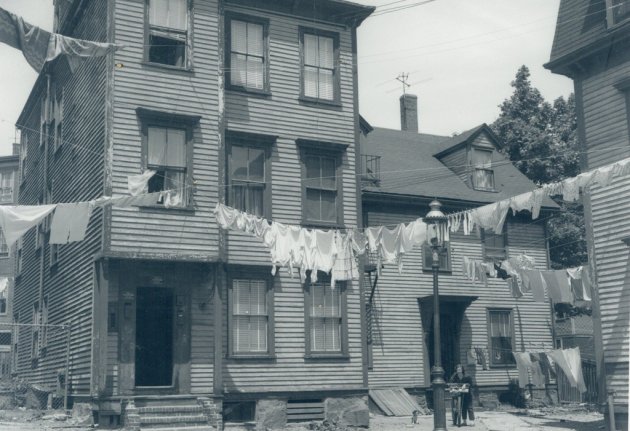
[492,66,587,268]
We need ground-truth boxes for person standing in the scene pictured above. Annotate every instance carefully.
[449,364,475,426]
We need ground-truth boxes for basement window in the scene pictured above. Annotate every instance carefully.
[146,0,189,68]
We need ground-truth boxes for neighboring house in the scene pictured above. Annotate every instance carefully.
[0,145,18,378]
[545,1,630,429]
[13,0,373,429]
[360,95,556,404]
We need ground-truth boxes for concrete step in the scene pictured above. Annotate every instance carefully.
[140,414,208,425]
[138,405,205,415]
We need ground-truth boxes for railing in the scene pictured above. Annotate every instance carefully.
[361,154,381,186]
[557,359,598,404]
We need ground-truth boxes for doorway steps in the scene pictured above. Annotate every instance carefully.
[128,396,218,431]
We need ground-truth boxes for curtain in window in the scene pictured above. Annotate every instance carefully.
[303,34,334,100]
[305,155,337,222]
[231,146,265,216]
[150,0,187,30]
[230,20,264,89]
[233,279,268,353]
[148,127,186,167]
[489,311,514,364]
[310,284,341,352]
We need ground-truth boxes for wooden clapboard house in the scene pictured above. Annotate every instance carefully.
[13,0,373,428]
[545,1,630,429]
[359,96,557,406]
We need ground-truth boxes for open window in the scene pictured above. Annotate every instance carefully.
[487,308,516,367]
[146,0,189,68]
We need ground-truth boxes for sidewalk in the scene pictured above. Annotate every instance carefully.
[369,408,604,430]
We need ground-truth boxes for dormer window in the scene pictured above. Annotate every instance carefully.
[606,0,630,27]
[471,147,494,191]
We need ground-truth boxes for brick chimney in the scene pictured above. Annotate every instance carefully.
[400,94,418,132]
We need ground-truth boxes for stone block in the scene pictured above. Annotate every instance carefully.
[255,399,286,431]
[325,396,369,428]
[71,402,94,426]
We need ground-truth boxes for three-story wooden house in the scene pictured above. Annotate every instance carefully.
[13,0,373,428]
[545,1,630,429]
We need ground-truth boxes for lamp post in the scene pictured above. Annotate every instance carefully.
[425,199,448,431]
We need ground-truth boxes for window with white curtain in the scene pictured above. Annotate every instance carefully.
[488,309,515,367]
[229,145,266,217]
[0,170,14,204]
[232,279,269,354]
[471,147,494,191]
[146,125,188,206]
[306,281,345,355]
[147,0,189,67]
[229,18,266,91]
[304,154,338,224]
[301,30,338,102]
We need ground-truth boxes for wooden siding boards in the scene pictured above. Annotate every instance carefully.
[109,0,220,259]
[13,0,108,394]
[365,208,553,390]
[221,6,363,394]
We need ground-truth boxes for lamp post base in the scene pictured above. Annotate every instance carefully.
[431,365,447,431]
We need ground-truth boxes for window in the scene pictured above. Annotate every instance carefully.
[0,332,10,347]
[229,277,273,356]
[227,16,267,92]
[12,312,19,371]
[0,170,14,204]
[41,296,49,350]
[39,96,49,148]
[53,89,63,152]
[50,243,59,267]
[303,154,338,225]
[31,301,40,359]
[422,242,452,272]
[0,230,8,257]
[20,133,28,182]
[228,143,268,217]
[300,29,339,103]
[607,0,630,27]
[146,0,189,67]
[482,228,507,261]
[305,280,347,357]
[471,148,494,191]
[0,297,5,316]
[487,309,515,367]
[16,238,22,276]
[147,126,188,206]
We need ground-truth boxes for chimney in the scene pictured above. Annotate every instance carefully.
[399,94,418,133]
[12,143,20,156]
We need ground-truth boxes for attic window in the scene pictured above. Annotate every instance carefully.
[606,0,630,27]
[471,148,494,191]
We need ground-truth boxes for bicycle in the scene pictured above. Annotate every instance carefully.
[447,383,470,427]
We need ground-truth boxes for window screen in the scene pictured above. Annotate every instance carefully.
[232,279,268,354]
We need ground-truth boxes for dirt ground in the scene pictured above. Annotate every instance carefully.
[0,406,605,430]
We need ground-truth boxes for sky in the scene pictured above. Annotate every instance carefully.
[0,0,573,154]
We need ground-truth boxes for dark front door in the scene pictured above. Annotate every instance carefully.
[135,287,174,387]
[428,302,464,381]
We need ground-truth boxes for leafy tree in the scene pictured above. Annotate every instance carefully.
[492,66,587,269]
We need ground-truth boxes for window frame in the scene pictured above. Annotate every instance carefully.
[0,298,6,316]
[470,146,495,191]
[303,277,349,359]
[31,301,40,361]
[486,308,516,368]
[137,108,200,210]
[226,130,274,219]
[225,12,270,95]
[481,227,508,261]
[53,88,64,153]
[227,268,275,359]
[144,0,193,70]
[422,241,452,273]
[298,27,341,106]
[606,0,630,28]
[298,140,346,228]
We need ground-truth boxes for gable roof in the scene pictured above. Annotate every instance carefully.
[360,125,557,208]
[546,0,630,74]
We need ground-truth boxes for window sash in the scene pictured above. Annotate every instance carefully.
[422,243,451,271]
[148,126,187,168]
[302,33,336,101]
[149,0,187,31]
[230,20,265,90]
[232,279,269,354]
[229,145,267,216]
[304,154,337,223]
[610,0,630,25]
[488,310,515,365]
[473,168,494,190]
[483,230,507,260]
[309,283,342,353]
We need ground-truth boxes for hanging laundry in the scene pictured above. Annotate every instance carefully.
[562,176,580,202]
[480,261,497,278]
[593,164,616,188]
[530,188,546,219]
[401,219,427,252]
[49,202,93,244]
[548,348,587,393]
[508,277,523,298]
[0,277,8,296]
[350,229,367,256]
[567,266,592,301]
[365,226,382,253]
[95,191,163,208]
[332,232,359,287]
[474,347,488,370]
[541,270,573,304]
[0,204,57,247]
[509,191,533,216]
[128,170,156,196]
[162,190,181,209]
[449,212,462,233]
[0,7,120,73]
[470,200,510,234]
[532,352,556,381]
[512,352,533,389]
[521,269,547,302]
[313,229,337,276]
[379,224,403,265]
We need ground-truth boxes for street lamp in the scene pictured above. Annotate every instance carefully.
[425,199,448,431]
